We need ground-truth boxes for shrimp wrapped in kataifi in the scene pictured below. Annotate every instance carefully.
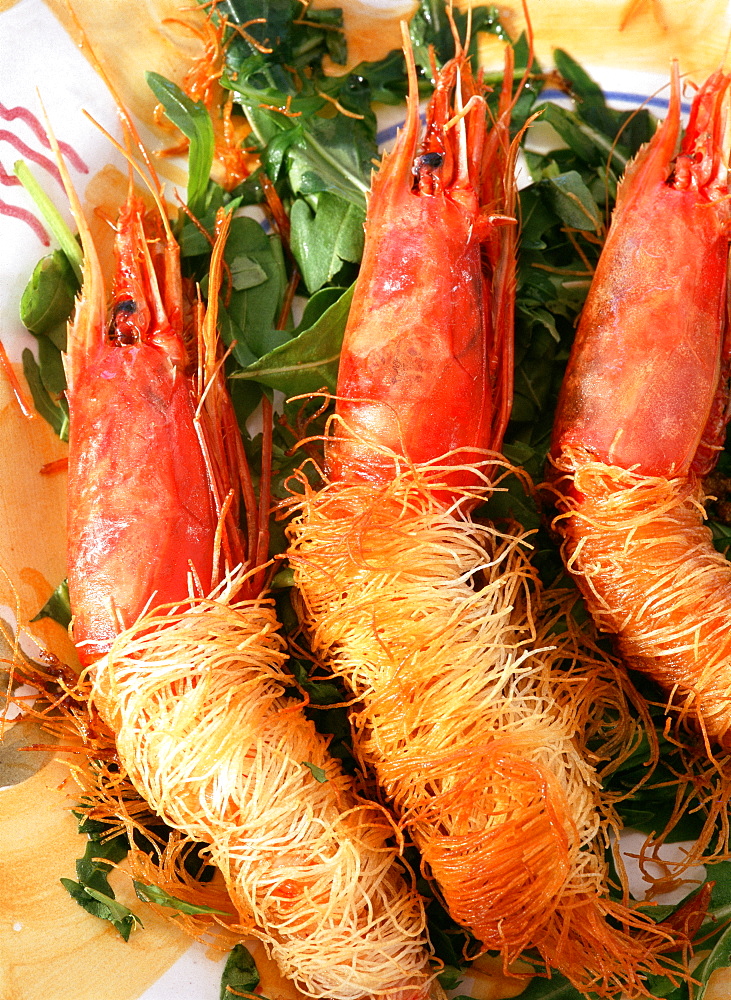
[54,93,437,999]
[548,67,731,756]
[287,28,683,999]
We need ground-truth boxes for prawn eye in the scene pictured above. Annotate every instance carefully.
[109,298,140,346]
[412,152,444,195]
[413,151,444,176]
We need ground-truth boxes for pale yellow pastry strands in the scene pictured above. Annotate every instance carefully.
[84,576,439,1000]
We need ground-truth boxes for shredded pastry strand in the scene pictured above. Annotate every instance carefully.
[289,466,683,998]
[86,585,435,1000]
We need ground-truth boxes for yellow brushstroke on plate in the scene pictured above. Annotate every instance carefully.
[0,759,190,1000]
[42,0,199,133]
[476,0,731,78]
[0,369,72,662]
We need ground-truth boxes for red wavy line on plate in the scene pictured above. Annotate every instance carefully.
[0,101,88,174]
[0,197,50,245]
[0,130,62,185]
[0,160,20,186]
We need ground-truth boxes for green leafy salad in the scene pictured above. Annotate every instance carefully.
[12,1,731,998]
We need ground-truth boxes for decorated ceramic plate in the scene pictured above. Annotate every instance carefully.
[1,1,730,999]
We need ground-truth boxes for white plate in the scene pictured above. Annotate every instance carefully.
[0,1,718,998]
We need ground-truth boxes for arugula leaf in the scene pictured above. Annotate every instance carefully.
[219,0,345,80]
[284,111,373,206]
[220,943,271,1000]
[61,833,142,942]
[436,965,464,989]
[301,761,327,783]
[61,810,141,940]
[298,286,348,328]
[290,658,344,706]
[233,101,373,207]
[22,347,69,441]
[542,170,602,232]
[20,249,77,349]
[535,102,629,176]
[146,72,215,218]
[31,578,71,629]
[232,283,353,395]
[63,882,143,941]
[290,193,365,293]
[133,881,228,915]
[19,248,76,441]
[346,51,409,105]
[409,0,507,81]
[215,217,288,366]
[553,48,656,154]
[229,254,268,291]
[37,334,66,394]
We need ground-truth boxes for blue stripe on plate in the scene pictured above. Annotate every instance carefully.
[375,87,691,144]
[376,122,402,145]
[540,86,691,115]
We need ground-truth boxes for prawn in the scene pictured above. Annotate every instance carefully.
[548,66,731,755]
[53,83,438,1000]
[288,25,681,998]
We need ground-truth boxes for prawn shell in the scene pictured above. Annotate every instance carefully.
[551,69,731,480]
[329,192,494,486]
[64,198,218,664]
[67,341,216,664]
[326,42,517,499]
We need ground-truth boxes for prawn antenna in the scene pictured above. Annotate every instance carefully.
[62,0,167,210]
[79,109,173,242]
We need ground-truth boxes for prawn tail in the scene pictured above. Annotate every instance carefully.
[287,467,675,995]
[87,578,435,1000]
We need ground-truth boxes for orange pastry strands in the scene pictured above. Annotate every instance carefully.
[290,464,682,996]
[287,27,685,999]
[549,67,731,754]
[52,90,436,1000]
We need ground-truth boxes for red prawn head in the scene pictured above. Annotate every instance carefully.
[550,66,731,482]
[65,197,221,666]
[49,17,255,659]
[326,32,518,505]
[105,198,186,357]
